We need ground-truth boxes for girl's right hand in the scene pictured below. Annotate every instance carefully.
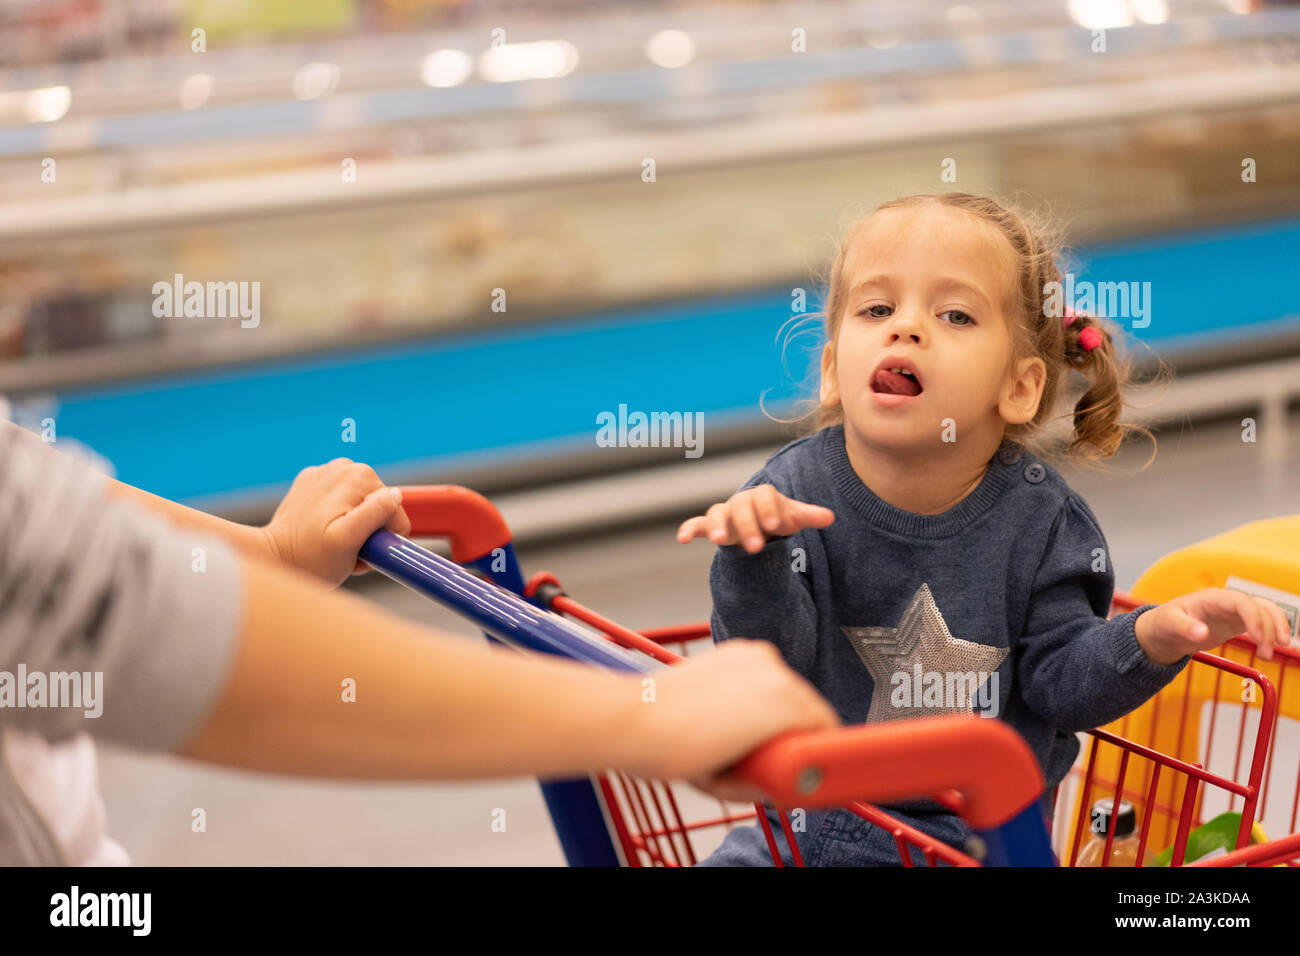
[676,484,835,553]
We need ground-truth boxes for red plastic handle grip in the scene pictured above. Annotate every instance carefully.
[732,715,1045,830]
[397,485,513,564]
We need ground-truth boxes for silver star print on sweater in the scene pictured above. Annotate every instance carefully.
[841,583,1009,723]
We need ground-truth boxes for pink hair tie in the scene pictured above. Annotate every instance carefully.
[1062,309,1101,352]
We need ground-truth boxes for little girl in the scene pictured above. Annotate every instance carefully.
[679,192,1293,866]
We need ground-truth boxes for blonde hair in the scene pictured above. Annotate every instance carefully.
[799,192,1167,471]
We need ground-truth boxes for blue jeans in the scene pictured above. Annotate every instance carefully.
[697,804,973,867]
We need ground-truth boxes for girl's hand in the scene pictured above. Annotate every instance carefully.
[676,485,835,554]
[260,458,411,586]
[635,640,839,786]
[1135,587,1295,664]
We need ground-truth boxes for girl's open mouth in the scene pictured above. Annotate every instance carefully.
[870,367,923,397]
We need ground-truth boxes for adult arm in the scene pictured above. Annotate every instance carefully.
[0,421,835,781]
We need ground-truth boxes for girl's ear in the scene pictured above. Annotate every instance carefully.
[999,355,1046,425]
[819,343,841,407]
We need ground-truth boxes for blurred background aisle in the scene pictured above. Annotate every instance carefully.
[3,0,1297,863]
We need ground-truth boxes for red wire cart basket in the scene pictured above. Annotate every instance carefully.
[364,485,1300,868]
[589,614,1300,868]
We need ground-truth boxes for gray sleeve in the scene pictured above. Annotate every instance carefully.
[1015,494,1188,732]
[0,421,244,752]
[707,467,820,676]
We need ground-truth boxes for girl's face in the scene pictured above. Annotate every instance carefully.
[820,203,1045,456]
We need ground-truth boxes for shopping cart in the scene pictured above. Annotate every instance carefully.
[359,486,1300,868]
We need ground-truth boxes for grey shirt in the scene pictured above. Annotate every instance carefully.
[0,421,243,864]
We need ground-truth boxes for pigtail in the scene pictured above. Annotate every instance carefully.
[1063,313,1123,458]
[1062,312,1159,467]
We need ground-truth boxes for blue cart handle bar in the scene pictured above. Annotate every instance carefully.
[360,529,653,673]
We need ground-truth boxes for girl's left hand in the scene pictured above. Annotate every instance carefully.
[1135,587,1295,664]
[260,458,411,586]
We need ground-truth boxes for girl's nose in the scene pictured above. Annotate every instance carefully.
[885,310,925,343]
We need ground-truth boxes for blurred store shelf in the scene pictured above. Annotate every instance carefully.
[0,0,1295,531]
[2,2,1298,378]
[5,60,1300,240]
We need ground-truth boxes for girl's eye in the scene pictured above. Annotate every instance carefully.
[941,310,975,327]
[858,304,893,318]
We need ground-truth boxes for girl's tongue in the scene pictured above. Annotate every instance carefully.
[872,368,923,397]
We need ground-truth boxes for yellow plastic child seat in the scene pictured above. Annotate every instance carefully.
[1064,515,1300,863]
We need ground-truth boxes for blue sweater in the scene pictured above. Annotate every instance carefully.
[702,425,1189,866]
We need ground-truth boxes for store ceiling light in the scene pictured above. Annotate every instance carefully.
[646,30,695,69]
[179,73,213,110]
[478,41,579,83]
[5,85,72,123]
[293,62,341,100]
[421,49,473,87]
[1066,0,1134,30]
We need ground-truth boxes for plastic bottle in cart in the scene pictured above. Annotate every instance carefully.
[1077,798,1147,867]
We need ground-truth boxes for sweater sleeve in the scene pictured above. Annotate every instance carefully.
[1015,493,1188,733]
[707,469,819,676]
[0,421,244,752]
